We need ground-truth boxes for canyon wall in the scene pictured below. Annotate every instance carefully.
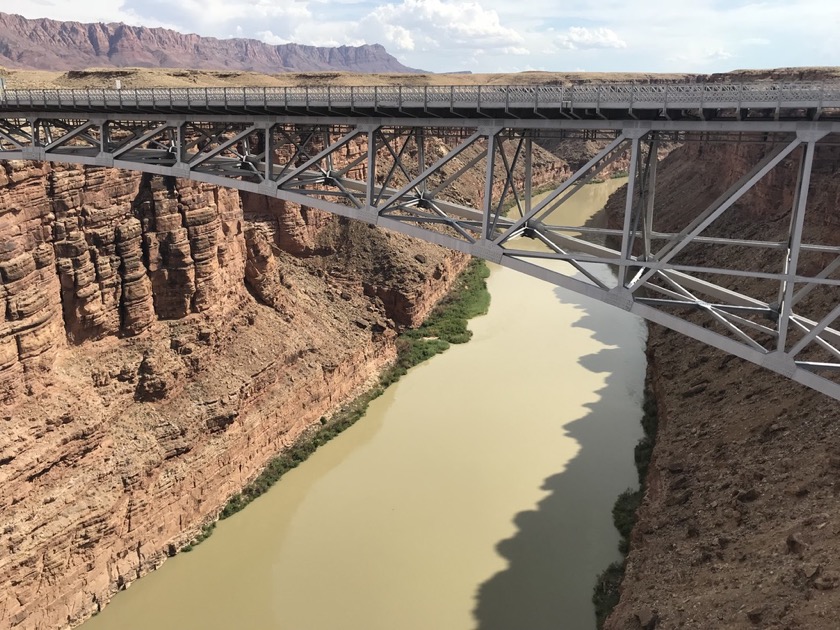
[605,139,840,629]
[0,134,566,629]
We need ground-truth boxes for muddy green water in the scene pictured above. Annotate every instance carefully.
[82,178,644,630]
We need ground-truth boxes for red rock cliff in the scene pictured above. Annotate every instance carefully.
[0,161,463,629]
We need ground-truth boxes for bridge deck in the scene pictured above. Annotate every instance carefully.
[2,82,840,120]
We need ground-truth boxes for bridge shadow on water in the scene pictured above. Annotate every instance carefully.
[472,285,646,630]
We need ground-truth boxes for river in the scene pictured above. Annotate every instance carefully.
[82,178,645,630]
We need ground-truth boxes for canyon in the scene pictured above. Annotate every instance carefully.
[0,118,566,628]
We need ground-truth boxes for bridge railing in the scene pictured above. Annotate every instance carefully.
[1,82,839,112]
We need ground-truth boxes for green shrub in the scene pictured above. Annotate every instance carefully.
[613,489,642,554]
[180,521,216,552]
[634,437,654,484]
[641,390,658,436]
[593,561,625,629]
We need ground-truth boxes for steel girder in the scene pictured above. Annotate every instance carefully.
[2,82,840,120]
[2,114,840,400]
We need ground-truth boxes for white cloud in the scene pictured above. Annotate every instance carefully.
[286,0,526,68]
[10,0,164,27]
[257,30,289,46]
[364,0,523,51]
[382,25,415,51]
[667,47,734,67]
[115,0,312,41]
[556,27,626,50]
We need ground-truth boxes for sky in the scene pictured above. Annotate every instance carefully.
[8,0,840,73]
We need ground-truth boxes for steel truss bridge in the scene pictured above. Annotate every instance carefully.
[2,82,840,399]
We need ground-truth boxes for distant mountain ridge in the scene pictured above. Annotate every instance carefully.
[0,12,420,73]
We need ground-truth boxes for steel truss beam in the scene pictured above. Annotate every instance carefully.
[2,113,840,400]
